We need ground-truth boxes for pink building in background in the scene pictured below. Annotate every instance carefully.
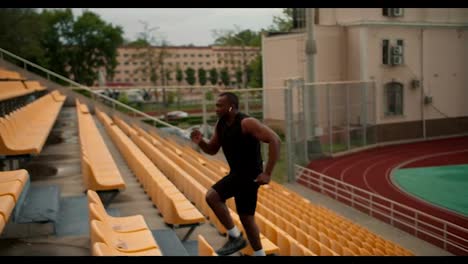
[262,8,468,142]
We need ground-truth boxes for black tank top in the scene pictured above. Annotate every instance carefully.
[216,112,263,179]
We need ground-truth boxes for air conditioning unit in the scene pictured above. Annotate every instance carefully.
[392,55,403,66]
[411,79,420,89]
[392,45,403,55]
[392,8,404,17]
[424,95,433,105]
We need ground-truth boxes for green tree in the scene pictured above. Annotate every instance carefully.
[185,67,196,86]
[175,67,183,107]
[248,55,262,88]
[0,8,46,65]
[212,27,260,47]
[198,68,207,86]
[126,38,151,48]
[176,67,183,85]
[208,67,218,86]
[129,21,171,106]
[268,8,293,32]
[220,67,230,87]
[167,91,175,105]
[40,9,124,86]
[235,68,243,88]
[117,91,129,105]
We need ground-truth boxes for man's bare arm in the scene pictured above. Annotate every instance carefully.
[190,124,221,155]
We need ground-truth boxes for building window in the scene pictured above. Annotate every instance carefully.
[382,39,390,65]
[292,8,306,29]
[384,82,403,116]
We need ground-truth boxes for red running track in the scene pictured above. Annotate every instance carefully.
[300,136,468,254]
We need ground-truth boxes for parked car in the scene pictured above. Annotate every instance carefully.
[159,110,189,120]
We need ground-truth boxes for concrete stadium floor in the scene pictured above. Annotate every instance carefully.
[0,105,453,256]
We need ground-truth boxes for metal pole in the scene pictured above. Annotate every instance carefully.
[421,28,426,140]
[285,79,294,183]
[346,84,351,151]
[305,8,317,140]
[298,78,308,164]
[362,82,368,146]
[327,85,332,154]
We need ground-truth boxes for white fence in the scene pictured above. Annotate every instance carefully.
[295,164,468,255]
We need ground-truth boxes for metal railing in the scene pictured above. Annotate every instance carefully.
[0,47,204,132]
[0,47,265,139]
[295,164,468,255]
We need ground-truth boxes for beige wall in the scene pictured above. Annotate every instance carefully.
[423,28,468,119]
[264,8,468,131]
[322,8,468,24]
[262,32,304,122]
[262,26,346,122]
[365,26,423,124]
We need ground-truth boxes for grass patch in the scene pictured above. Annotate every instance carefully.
[270,141,287,184]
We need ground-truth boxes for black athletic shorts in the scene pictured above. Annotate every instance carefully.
[211,172,260,216]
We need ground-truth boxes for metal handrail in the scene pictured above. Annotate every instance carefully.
[0,47,187,131]
[295,164,468,253]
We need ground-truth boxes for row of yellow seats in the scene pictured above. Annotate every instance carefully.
[147,128,335,256]
[149,133,311,256]
[95,108,204,227]
[0,169,29,234]
[139,126,305,255]
[109,116,281,255]
[0,69,23,81]
[260,184,413,255]
[0,91,66,155]
[75,100,126,191]
[0,80,46,102]
[147,129,403,256]
[87,190,162,256]
[132,124,280,256]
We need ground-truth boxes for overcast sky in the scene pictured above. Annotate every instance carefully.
[71,8,284,46]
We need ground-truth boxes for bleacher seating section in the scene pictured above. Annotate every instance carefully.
[0,88,66,155]
[197,234,217,256]
[0,66,416,256]
[76,99,126,192]
[87,190,162,256]
[95,109,205,234]
[0,169,30,234]
[0,69,24,81]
